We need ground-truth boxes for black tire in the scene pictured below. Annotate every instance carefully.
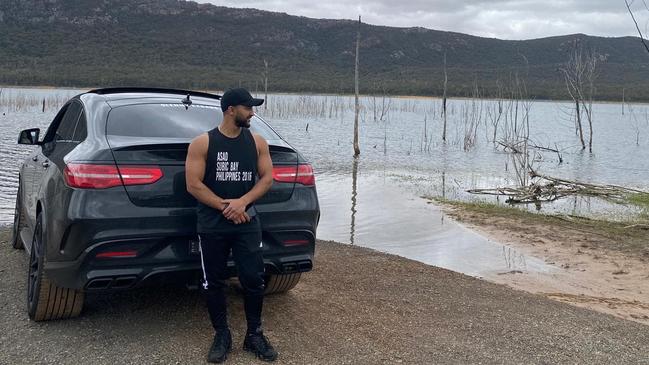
[264,273,302,295]
[27,213,84,321]
[11,185,25,250]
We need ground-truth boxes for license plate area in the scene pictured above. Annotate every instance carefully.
[189,238,200,256]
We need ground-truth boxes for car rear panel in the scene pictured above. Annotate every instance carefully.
[43,94,319,290]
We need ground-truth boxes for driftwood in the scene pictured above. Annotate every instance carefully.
[624,224,649,230]
[468,171,647,204]
[496,141,523,154]
[497,140,563,163]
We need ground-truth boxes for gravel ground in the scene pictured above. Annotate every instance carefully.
[1,228,648,364]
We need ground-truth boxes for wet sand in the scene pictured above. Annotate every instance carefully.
[440,203,649,325]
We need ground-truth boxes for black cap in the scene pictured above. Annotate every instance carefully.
[220,88,264,112]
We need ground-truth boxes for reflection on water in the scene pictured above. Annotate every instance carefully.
[441,171,446,199]
[317,170,554,277]
[503,246,527,272]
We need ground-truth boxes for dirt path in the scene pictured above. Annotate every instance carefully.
[439,202,649,326]
[1,228,648,364]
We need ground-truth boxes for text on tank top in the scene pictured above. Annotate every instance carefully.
[196,126,259,233]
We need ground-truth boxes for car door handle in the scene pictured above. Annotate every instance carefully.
[42,161,49,168]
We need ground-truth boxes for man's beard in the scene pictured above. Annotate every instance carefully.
[235,115,251,128]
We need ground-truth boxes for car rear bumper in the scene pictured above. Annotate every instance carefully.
[44,232,315,290]
[43,184,319,291]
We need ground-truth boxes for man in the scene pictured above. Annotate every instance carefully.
[185,88,276,363]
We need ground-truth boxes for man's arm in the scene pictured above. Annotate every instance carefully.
[222,134,273,220]
[185,134,228,211]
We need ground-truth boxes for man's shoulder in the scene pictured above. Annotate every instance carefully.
[194,132,210,141]
[250,133,268,148]
[189,132,210,151]
[250,131,267,142]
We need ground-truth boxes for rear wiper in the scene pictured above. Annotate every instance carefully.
[181,94,192,109]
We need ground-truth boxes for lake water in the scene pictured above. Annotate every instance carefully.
[1,87,647,276]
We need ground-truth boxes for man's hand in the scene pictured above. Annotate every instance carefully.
[228,211,251,224]
[222,198,249,223]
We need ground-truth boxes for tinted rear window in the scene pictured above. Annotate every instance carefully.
[107,103,280,140]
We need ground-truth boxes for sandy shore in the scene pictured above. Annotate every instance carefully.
[2,228,648,364]
[439,202,649,326]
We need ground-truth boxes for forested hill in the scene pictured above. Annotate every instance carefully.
[1,0,648,100]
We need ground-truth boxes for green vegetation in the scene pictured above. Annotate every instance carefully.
[1,0,649,100]
[627,193,649,219]
[627,192,649,209]
[429,197,649,256]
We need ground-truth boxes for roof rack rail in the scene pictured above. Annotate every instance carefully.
[87,87,221,100]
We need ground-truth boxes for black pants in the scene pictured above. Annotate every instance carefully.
[198,230,265,332]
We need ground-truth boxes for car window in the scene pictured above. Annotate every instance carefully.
[106,103,281,141]
[71,109,87,143]
[42,104,70,143]
[54,102,82,142]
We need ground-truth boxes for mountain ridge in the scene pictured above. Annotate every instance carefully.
[1,0,648,100]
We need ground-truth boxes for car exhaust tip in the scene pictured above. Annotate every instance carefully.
[86,276,138,290]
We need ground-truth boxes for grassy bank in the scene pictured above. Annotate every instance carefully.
[429,197,649,258]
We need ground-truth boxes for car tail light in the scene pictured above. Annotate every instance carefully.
[283,239,310,246]
[272,164,315,186]
[95,250,138,259]
[116,165,164,186]
[64,163,163,189]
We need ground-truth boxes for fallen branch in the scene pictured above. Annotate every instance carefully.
[623,224,649,230]
[529,144,559,153]
[468,173,647,205]
[496,141,523,154]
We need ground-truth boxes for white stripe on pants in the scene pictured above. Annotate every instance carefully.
[198,235,209,289]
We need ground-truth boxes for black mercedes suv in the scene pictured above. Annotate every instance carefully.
[11,88,319,321]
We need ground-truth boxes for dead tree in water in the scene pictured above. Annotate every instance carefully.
[371,84,391,123]
[462,77,482,151]
[441,51,448,142]
[625,0,649,54]
[486,79,504,143]
[353,16,361,157]
[262,59,269,110]
[561,41,598,152]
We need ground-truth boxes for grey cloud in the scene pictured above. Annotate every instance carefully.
[197,0,641,39]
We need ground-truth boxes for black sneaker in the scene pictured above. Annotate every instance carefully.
[207,328,232,363]
[243,330,278,362]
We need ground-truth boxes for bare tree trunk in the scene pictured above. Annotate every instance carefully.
[263,59,269,110]
[625,0,649,54]
[350,156,359,244]
[353,16,361,157]
[561,41,597,151]
[575,98,585,149]
[588,100,593,152]
[442,51,448,142]
[581,49,598,152]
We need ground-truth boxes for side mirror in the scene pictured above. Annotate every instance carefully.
[18,128,40,145]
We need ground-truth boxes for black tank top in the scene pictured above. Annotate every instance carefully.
[196,126,260,233]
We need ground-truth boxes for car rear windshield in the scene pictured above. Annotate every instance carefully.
[106,103,280,140]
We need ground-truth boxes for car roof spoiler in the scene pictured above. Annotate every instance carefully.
[87,87,221,101]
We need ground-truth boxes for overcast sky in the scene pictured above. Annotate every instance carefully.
[196,0,646,40]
